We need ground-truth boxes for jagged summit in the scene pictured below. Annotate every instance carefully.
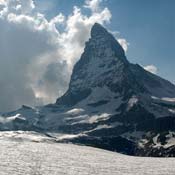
[91,23,109,37]
[90,23,126,59]
[56,23,138,106]
[56,23,175,106]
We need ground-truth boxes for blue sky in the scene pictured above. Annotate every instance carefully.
[35,0,175,83]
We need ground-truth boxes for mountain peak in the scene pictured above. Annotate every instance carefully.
[56,24,175,107]
[90,23,126,60]
[91,23,108,38]
[56,24,136,106]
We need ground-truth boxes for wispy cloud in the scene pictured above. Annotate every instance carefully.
[118,38,129,52]
[84,0,102,12]
[144,65,158,74]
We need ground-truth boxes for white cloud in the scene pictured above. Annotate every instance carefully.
[0,0,6,5]
[144,65,158,74]
[62,4,111,66]
[50,13,65,25]
[118,38,129,52]
[0,0,112,112]
[84,0,102,12]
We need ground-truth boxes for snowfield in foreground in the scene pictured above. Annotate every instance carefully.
[0,132,175,175]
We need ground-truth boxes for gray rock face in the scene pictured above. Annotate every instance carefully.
[56,23,144,106]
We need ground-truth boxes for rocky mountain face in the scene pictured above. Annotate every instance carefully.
[1,23,175,157]
[56,23,145,106]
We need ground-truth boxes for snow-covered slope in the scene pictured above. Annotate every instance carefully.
[0,132,175,175]
[0,23,175,157]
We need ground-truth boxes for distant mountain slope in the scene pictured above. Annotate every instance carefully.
[1,23,175,157]
[130,63,175,98]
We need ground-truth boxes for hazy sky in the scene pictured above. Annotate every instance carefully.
[0,0,174,112]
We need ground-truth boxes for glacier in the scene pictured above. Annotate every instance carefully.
[0,131,174,175]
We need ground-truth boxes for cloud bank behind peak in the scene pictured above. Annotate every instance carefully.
[0,0,113,112]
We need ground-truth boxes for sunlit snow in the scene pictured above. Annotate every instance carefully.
[0,131,174,175]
